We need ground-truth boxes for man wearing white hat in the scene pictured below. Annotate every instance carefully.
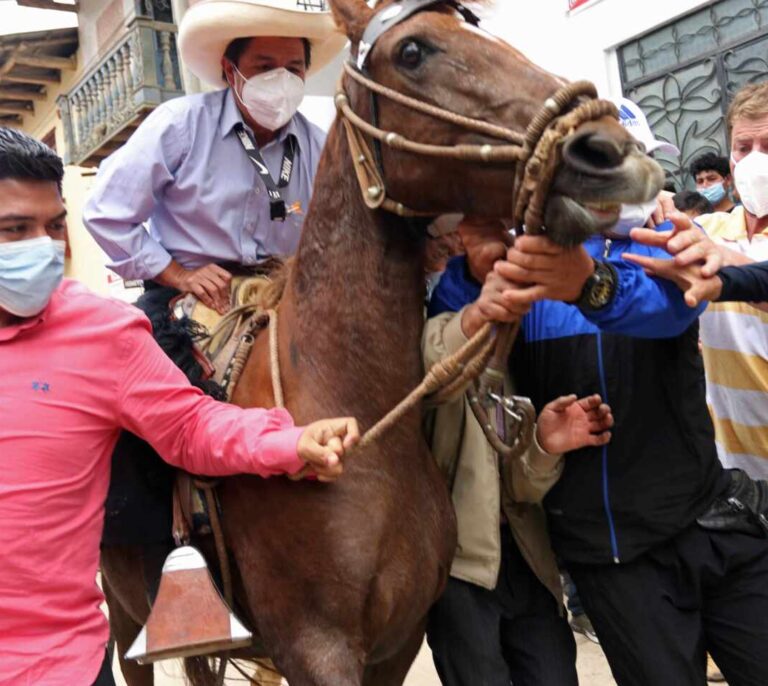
[84,0,345,313]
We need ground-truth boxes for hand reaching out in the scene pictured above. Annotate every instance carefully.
[624,212,725,307]
[535,394,613,454]
[628,212,724,277]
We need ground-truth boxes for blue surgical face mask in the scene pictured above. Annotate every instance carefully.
[0,236,65,317]
[697,182,726,205]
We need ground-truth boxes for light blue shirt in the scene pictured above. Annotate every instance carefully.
[83,89,326,280]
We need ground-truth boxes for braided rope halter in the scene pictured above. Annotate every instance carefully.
[329,0,619,458]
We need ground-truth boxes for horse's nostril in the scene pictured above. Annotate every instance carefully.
[562,131,626,174]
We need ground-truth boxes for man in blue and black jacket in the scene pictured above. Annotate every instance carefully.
[428,212,768,686]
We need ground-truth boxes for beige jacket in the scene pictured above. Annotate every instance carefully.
[423,310,563,601]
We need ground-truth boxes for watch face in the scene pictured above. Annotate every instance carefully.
[590,277,614,308]
[584,262,617,309]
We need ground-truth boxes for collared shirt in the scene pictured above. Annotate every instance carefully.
[699,206,768,479]
[0,280,304,685]
[83,89,326,281]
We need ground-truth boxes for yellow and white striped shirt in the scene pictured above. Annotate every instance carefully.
[699,206,768,479]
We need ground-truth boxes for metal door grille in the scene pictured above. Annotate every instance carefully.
[618,0,768,188]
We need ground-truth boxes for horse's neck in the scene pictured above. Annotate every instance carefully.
[279,123,426,423]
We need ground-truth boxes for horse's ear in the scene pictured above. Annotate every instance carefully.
[328,0,375,45]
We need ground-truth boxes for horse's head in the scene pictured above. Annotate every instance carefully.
[329,0,663,245]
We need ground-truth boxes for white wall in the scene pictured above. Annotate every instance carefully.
[485,0,711,97]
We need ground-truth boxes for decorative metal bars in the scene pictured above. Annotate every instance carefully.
[58,17,183,166]
[296,0,329,10]
[618,0,768,189]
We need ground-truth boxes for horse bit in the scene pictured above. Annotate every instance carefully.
[335,0,619,458]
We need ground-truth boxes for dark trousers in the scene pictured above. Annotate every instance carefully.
[426,528,577,686]
[91,651,116,686]
[568,524,768,686]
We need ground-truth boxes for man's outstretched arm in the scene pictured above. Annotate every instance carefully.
[116,315,359,481]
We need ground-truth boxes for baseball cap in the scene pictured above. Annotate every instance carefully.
[613,97,680,157]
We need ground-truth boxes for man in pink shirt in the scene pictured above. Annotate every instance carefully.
[0,127,359,686]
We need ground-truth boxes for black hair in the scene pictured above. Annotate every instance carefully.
[689,152,730,180]
[673,190,714,215]
[0,127,63,192]
[224,37,312,71]
[663,177,679,194]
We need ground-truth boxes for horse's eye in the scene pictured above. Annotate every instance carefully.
[397,40,425,69]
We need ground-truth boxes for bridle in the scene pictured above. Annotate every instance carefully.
[334,0,621,458]
[334,0,618,232]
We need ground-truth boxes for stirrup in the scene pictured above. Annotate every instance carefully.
[125,546,252,664]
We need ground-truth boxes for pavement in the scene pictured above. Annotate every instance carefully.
[114,633,617,685]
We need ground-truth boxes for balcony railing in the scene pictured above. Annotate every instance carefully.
[58,17,183,166]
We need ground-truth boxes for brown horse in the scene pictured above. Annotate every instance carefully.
[102,1,663,684]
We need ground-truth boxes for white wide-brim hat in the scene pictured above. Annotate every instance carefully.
[179,0,347,86]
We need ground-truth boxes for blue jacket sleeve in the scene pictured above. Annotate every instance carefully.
[427,256,481,317]
[582,228,706,338]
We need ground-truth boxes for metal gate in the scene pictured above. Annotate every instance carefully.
[618,0,768,189]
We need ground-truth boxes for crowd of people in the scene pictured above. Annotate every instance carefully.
[1,0,768,685]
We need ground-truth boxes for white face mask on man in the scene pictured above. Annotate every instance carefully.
[732,151,768,218]
[608,200,658,237]
[231,65,305,132]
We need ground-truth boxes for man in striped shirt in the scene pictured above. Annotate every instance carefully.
[628,82,768,479]
[696,83,768,480]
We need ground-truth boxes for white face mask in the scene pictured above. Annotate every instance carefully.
[732,151,768,218]
[0,236,65,317]
[608,200,658,237]
[231,66,305,132]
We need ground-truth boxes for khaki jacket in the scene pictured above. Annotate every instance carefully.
[423,310,564,601]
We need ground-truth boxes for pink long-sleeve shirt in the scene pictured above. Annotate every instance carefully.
[0,280,304,685]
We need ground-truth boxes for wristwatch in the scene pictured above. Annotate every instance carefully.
[576,259,617,311]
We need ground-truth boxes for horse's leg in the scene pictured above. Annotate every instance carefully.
[101,546,154,686]
[362,620,428,686]
[268,632,365,686]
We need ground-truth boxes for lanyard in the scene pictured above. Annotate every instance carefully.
[235,123,297,221]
